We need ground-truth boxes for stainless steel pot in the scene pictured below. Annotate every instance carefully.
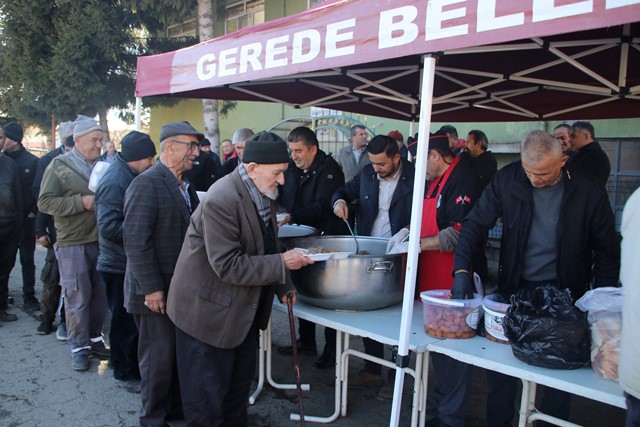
[286,236,406,311]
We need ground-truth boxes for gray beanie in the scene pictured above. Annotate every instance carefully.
[74,118,102,139]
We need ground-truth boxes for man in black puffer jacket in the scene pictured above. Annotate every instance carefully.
[0,126,23,322]
[95,131,157,394]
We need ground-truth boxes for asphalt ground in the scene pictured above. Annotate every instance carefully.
[0,245,626,426]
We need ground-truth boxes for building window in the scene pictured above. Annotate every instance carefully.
[166,18,197,38]
[309,0,329,8]
[226,0,264,34]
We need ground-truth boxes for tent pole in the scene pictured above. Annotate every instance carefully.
[389,54,437,427]
[135,97,142,131]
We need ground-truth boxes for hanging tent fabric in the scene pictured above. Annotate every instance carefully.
[135,1,640,425]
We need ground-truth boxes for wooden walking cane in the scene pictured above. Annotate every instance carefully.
[287,293,305,426]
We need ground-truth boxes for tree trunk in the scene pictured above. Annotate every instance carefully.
[198,0,220,152]
[98,109,111,143]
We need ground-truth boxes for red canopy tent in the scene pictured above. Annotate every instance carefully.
[136,1,640,425]
[137,1,640,122]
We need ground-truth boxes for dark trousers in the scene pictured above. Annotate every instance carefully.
[427,353,471,427]
[363,337,384,375]
[626,393,640,427]
[0,231,19,309]
[298,318,316,346]
[17,217,36,297]
[299,320,337,355]
[40,247,62,324]
[101,272,139,381]
[135,314,181,426]
[176,322,259,427]
[485,371,570,427]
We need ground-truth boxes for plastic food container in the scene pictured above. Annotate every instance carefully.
[420,290,482,339]
[482,294,510,344]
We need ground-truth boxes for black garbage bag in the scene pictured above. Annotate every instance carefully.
[502,284,590,369]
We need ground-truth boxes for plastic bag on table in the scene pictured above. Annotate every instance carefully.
[502,284,590,369]
[575,287,622,381]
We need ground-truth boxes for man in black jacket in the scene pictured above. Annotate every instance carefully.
[276,126,348,369]
[33,135,74,336]
[0,126,23,322]
[3,123,40,310]
[453,130,619,426]
[332,135,415,391]
[183,138,222,191]
[570,121,610,187]
[95,131,157,394]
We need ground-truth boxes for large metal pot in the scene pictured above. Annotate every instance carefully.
[286,236,406,311]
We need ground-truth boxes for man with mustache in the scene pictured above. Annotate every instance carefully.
[38,117,110,371]
[168,131,311,426]
[123,121,202,427]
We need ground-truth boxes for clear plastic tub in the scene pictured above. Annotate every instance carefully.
[420,290,482,339]
[482,294,510,344]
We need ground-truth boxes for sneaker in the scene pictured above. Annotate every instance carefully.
[56,323,67,341]
[0,309,18,322]
[72,352,90,371]
[23,295,40,310]
[377,380,395,401]
[347,369,383,389]
[277,340,317,356]
[116,378,141,394]
[91,340,111,359]
[36,321,53,335]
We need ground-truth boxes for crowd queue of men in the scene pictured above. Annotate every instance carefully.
[0,116,637,427]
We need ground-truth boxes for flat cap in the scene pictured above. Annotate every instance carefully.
[159,121,204,142]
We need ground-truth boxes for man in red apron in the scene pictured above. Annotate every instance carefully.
[417,131,483,427]
[417,132,482,295]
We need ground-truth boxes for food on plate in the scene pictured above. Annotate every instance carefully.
[307,246,338,254]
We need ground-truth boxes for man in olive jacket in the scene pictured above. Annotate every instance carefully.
[167,132,311,426]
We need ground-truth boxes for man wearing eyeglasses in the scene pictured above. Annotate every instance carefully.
[123,121,202,427]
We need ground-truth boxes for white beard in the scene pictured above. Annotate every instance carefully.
[263,187,279,201]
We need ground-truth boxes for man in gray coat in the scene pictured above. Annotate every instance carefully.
[167,131,312,426]
[123,122,201,427]
[336,124,370,182]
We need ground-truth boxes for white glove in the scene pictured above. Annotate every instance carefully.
[386,228,409,254]
[387,241,409,254]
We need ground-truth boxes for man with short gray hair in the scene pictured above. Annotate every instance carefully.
[38,117,110,372]
[221,127,254,177]
[453,129,619,426]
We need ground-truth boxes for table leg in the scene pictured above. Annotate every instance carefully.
[248,325,268,404]
[290,329,342,423]
[341,333,350,417]
[418,351,430,427]
[518,379,536,427]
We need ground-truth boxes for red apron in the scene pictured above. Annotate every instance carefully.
[417,157,459,294]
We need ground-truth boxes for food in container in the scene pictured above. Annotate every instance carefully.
[421,290,482,339]
[482,293,510,344]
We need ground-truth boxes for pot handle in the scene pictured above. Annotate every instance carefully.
[367,261,394,273]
